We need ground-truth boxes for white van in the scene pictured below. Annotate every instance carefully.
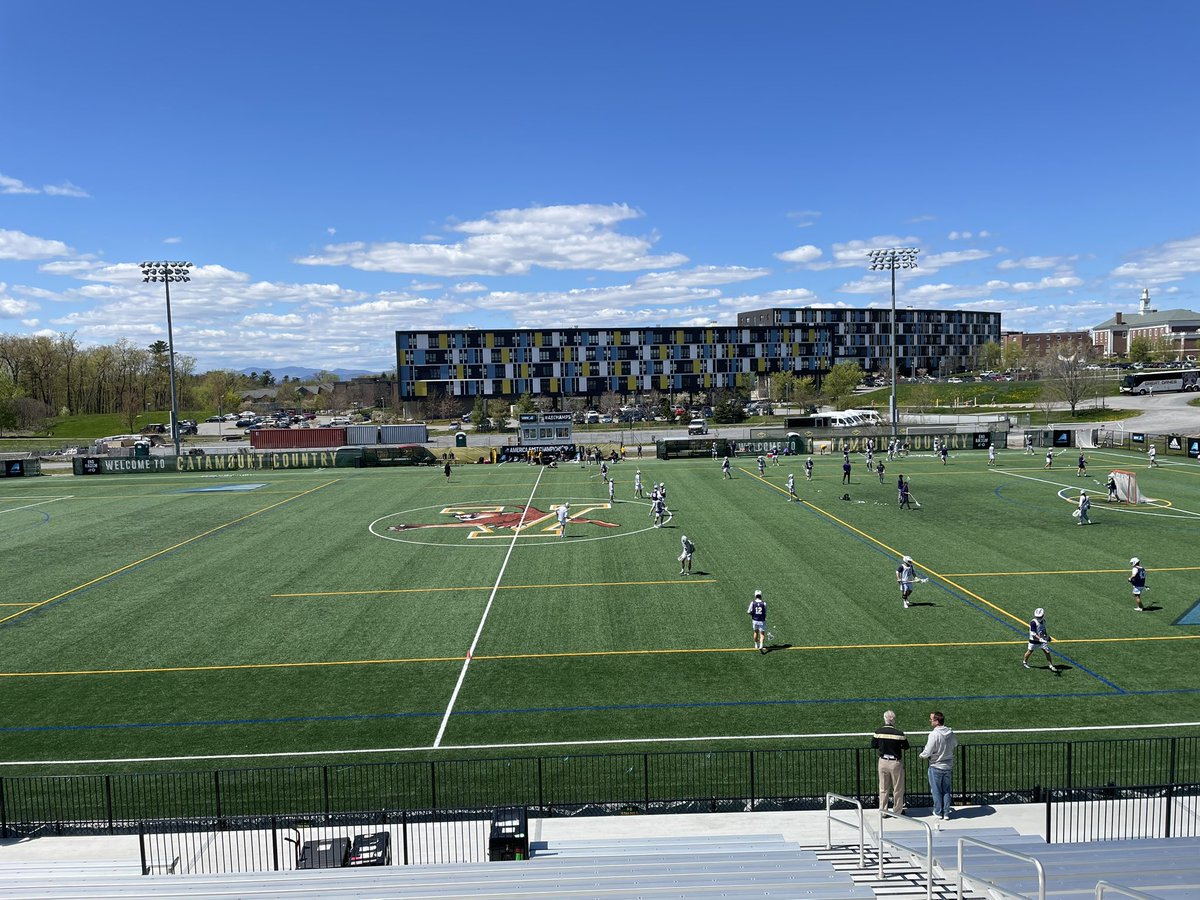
[841,409,882,426]
[687,418,709,435]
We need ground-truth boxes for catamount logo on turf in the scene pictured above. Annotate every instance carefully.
[386,503,619,539]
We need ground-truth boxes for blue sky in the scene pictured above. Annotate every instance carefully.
[2,1,1198,373]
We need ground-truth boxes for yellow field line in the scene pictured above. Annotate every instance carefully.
[798,499,1028,626]
[0,603,36,607]
[0,480,341,627]
[273,579,715,598]
[3,633,1197,679]
[943,566,1200,577]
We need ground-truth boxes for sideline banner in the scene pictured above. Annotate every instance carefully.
[74,449,355,475]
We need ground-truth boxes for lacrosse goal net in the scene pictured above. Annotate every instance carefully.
[1107,470,1147,504]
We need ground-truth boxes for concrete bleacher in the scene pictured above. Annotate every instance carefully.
[0,834,874,900]
[884,827,1200,898]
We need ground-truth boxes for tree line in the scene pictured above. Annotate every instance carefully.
[0,332,339,434]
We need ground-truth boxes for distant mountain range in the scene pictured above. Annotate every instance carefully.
[237,366,380,381]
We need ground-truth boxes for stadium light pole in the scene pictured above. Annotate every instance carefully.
[867,248,920,438]
[140,261,193,457]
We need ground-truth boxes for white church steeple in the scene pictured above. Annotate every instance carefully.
[1138,288,1155,316]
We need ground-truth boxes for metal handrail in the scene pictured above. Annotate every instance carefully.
[879,808,933,900]
[824,792,866,867]
[956,835,1045,900]
[1094,882,1158,900]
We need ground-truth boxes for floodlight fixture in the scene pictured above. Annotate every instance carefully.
[865,248,920,438]
[140,260,194,456]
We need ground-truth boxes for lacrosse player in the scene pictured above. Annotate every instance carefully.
[1023,608,1059,672]
[1129,557,1147,611]
[678,534,695,576]
[786,473,797,501]
[896,555,917,608]
[748,589,767,653]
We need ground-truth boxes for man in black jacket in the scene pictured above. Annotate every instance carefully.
[871,710,910,815]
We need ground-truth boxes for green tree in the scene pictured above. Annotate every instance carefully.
[793,376,818,411]
[1002,343,1030,373]
[769,372,797,405]
[978,340,1004,371]
[821,362,865,409]
[486,399,511,430]
[711,398,746,424]
[0,373,18,435]
[513,392,537,415]
[1127,336,1153,364]
[468,395,486,429]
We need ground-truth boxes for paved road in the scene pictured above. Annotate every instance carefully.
[188,394,1200,454]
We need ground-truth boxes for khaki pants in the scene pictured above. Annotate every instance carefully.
[878,757,905,814]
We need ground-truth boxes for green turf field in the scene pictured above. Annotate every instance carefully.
[1,443,1198,775]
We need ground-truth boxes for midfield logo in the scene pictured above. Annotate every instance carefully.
[387,503,619,539]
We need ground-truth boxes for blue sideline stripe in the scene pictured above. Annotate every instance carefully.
[174,483,268,493]
[1175,599,1200,626]
[795,497,1126,693]
[8,687,1200,734]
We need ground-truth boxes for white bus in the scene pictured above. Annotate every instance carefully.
[1119,369,1200,395]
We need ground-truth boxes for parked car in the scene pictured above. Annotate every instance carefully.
[687,418,709,435]
[235,418,254,428]
[205,415,223,423]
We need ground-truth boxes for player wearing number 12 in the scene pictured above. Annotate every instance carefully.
[748,590,767,654]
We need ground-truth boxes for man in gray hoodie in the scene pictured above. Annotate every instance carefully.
[920,710,957,820]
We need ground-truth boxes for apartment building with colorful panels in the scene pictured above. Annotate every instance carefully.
[395,307,1002,401]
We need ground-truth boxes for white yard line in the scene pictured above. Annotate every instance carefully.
[0,496,74,515]
[6,721,1200,768]
[996,469,1200,518]
[432,465,546,748]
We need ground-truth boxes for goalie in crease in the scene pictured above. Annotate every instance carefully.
[1107,470,1146,504]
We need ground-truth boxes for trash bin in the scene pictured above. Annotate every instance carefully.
[348,831,391,866]
[297,836,350,869]
[133,441,151,458]
[455,430,467,448]
[488,807,528,861]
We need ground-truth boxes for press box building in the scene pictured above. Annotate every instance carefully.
[394,306,1001,402]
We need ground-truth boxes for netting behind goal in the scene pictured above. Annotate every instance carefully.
[1108,470,1147,504]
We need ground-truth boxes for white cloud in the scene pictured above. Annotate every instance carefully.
[163,236,182,244]
[1010,275,1084,292]
[634,266,768,288]
[0,173,89,197]
[43,181,90,198]
[775,244,822,265]
[327,227,337,236]
[453,281,488,293]
[822,236,924,269]
[948,231,971,240]
[786,209,821,227]
[997,255,1074,270]
[1110,234,1200,285]
[0,173,38,194]
[0,283,39,318]
[920,249,992,272]
[718,287,819,309]
[294,202,688,276]
[0,229,73,260]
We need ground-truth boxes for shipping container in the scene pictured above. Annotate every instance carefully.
[251,427,347,450]
[345,424,429,445]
